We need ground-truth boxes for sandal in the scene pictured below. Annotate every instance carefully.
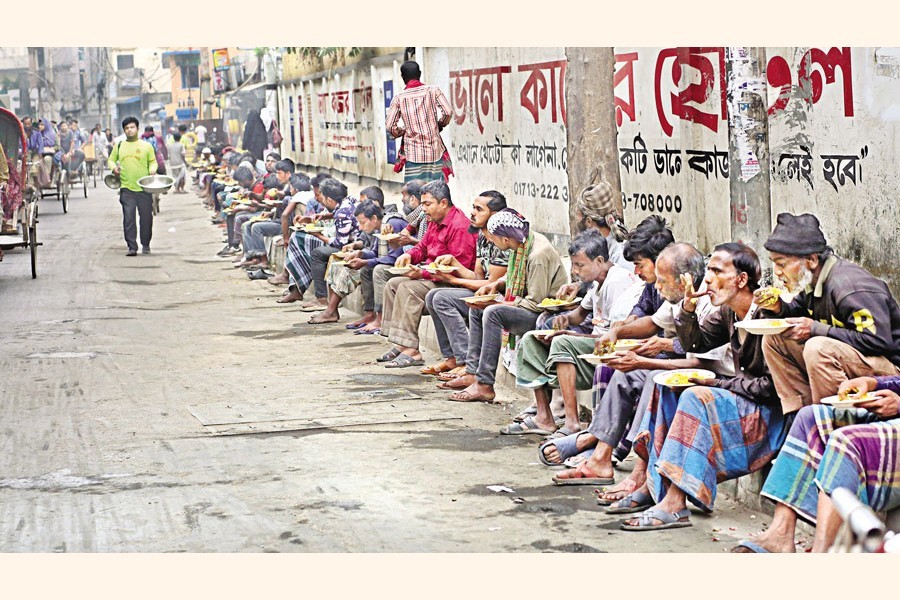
[538,431,594,466]
[513,405,538,423]
[448,389,496,403]
[355,328,381,336]
[620,507,692,531]
[383,354,425,369]
[420,359,456,376]
[376,348,402,363]
[500,416,554,436]
[437,375,473,390]
[437,366,467,381]
[606,490,654,515]
[544,426,582,441]
[551,464,615,486]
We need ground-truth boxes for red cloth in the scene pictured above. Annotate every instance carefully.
[406,206,477,278]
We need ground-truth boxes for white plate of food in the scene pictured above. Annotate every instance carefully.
[653,369,716,389]
[578,353,618,365]
[530,330,559,337]
[387,266,412,275]
[820,392,878,409]
[375,233,401,241]
[538,297,581,311]
[462,294,503,304]
[734,319,795,335]
[422,263,456,274]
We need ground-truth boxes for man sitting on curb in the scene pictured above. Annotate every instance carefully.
[355,180,429,335]
[421,191,511,378]
[548,244,732,496]
[440,208,567,403]
[757,212,900,413]
[378,180,476,368]
[621,243,787,532]
[308,200,408,325]
[507,231,642,436]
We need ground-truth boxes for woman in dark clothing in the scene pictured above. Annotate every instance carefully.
[241,109,268,162]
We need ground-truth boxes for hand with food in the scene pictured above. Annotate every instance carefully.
[605,351,646,373]
[395,230,416,247]
[551,313,571,332]
[856,389,900,418]
[347,257,368,270]
[753,286,783,311]
[838,376,879,399]
[555,282,580,302]
[475,281,500,297]
[680,273,707,313]
[594,331,617,355]
[434,254,460,269]
[634,336,675,357]
[381,223,394,235]
[394,254,412,268]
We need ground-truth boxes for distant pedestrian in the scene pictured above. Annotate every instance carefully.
[167,132,187,193]
[385,60,453,182]
[108,116,158,256]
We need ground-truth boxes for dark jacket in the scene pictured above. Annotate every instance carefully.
[767,255,900,366]
[675,303,778,406]
[241,110,268,161]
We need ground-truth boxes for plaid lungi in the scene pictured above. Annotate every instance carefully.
[284,230,324,293]
[761,405,900,522]
[403,160,444,183]
[326,259,361,298]
[634,385,786,511]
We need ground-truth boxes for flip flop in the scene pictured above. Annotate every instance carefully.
[551,464,615,486]
[595,487,634,506]
[539,431,591,466]
[376,348,401,362]
[420,360,456,376]
[562,449,594,468]
[345,322,367,330]
[545,427,581,441]
[384,354,425,368]
[606,490,654,515]
[730,540,770,553]
[513,406,538,423]
[355,328,381,336]
[448,389,496,403]
[437,376,472,390]
[437,366,467,381]
[620,507,692,531]
[500,416,554,436]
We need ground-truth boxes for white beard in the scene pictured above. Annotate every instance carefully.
[779,265,814,294]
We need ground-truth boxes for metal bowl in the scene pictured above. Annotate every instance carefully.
[137,174,175,195]
[104,173,121,189]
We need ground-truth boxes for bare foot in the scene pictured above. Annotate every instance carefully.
[308,313,339,324]
[595,477,640,503]
[438,373,475,390]
[449,383,496,403]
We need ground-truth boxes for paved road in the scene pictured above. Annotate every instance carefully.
[0,180,769,552]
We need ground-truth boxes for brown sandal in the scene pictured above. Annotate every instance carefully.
[437,366,466,381]
[420,359,456,376]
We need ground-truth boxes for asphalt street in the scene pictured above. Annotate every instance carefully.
[0,178,770,552]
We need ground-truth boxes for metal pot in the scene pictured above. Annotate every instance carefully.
[137,174,175,195]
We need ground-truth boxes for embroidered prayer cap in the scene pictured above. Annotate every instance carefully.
[764,212,827,256]
[487,208,530,243]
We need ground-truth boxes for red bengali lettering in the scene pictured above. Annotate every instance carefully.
[614,52,639,127]
[518,60,567,126]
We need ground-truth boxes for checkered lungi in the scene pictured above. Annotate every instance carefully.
[284,230,324,293]
[761,404,900,522]
[634,385,787,512]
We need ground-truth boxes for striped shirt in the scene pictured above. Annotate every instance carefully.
[385,84,452,163]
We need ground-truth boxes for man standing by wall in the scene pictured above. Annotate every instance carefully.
[385,61,452,183]
[108,117,158,256]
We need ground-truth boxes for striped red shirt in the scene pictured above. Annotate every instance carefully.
[385,83,452,163]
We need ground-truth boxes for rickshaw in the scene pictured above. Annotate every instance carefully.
[83,140,104,188]
[29,135,71,213]
[0,107,40,278]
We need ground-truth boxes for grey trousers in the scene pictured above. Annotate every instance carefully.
[425,287,472,362]
[588,368,663,449]
[373,263,402,312]
[359,264,375,312]
[119,188,153,252]
[243,220,281,258]
[466,305,539,386]
[311,245,341,298]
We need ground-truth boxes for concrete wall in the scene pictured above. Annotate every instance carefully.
[765,47,900,293]
[613,46,900,294]
[424,47,570,248]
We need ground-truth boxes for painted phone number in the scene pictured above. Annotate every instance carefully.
[621,192,683,213]
[513,182,569,202]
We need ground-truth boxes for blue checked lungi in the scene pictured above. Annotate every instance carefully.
[634,385,786,511]
[403,160,444,183]
[284,230,324,293]
[761,404,900,523]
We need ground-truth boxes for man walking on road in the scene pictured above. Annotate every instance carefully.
[108,117,157,256]
[385,61,452,183]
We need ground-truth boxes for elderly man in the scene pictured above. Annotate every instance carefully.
[729,374,900,553]
[757,212,900,413]
[421,190,510,378]
[549,244,733,497]
[505,231,642,435]
[386,61,452,183]
[621,243,787,531]
[574,171,632,272]
[378,180,476,368]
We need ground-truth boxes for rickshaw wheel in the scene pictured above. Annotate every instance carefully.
[83,173,88,198]
[29,225,37,279]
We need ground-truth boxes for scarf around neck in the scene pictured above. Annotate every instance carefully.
[505,232,534,301]
[405,80,424,89]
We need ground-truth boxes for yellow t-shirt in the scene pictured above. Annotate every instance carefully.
[107,139,157,192]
